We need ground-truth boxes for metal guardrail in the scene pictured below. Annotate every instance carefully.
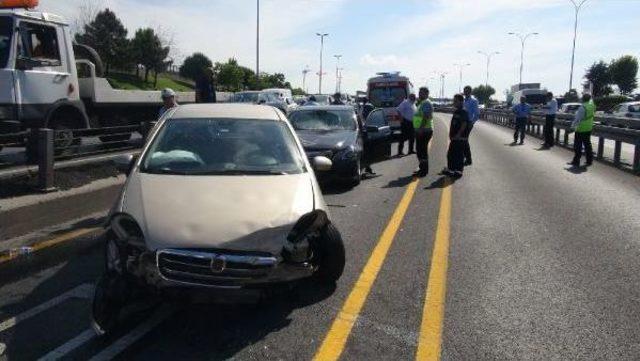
[0,122,153,191]
[435,107,640,173]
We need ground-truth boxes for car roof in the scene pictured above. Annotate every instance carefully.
[290,105,354,112]
[170,104,283,121]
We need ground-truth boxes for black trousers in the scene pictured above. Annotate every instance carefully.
[544,114,555,146]
[399,121,415,154]
[572,131,593,165]
[514,117,527,142]
[463,123,474,162]
[415,128,433,175]
[447,140,466,173]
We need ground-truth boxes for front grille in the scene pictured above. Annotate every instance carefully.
[157,249,278,287]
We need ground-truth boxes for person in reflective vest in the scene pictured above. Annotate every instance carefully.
[412,87,434,177]
[569,93,595,167]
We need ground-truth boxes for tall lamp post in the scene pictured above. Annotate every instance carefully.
[477,50,500,87]
[453,62,471,92]
[316,33,329,94]
[336,68,344,94]
[433,71,448,99]
[334,54,342,93]
[302,66,310,94]
[569,0,588,91]
[508,31,538,87]
[256,0,260,84]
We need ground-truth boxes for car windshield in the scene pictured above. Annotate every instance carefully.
[0,17,12,69]
[231,92,278,103]
[289,109,356,131]
[141,118,305,175]
[369,86,406,108]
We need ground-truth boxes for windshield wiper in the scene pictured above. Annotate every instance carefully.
[143,168,194,175]
[188,169,291,175]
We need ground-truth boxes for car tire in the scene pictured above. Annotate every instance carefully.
[312,223,345,284]
[347,158,362,187]
[91,271,130,336]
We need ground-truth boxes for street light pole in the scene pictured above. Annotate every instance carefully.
[316,33,329,94]
[334,54,342,93]
[302,66,310,94]
[477,50,500,87]
[569,0,588,91]
[433,71,447,99]
[337,67,344,93]
[453,63,471,92]
[508,32,538,87]
[256,0,260,85]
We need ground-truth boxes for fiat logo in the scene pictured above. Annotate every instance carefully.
[210,255,226,273]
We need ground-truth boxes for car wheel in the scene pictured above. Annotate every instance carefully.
[347,158,362,187]
[91,271,130,336]
[312,223,346,284]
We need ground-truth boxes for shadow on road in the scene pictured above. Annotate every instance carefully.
[382,175,414,188]
[424,176,456,189]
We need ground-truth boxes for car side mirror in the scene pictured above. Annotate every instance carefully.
[114,154,137,175]
[312,156,332,172]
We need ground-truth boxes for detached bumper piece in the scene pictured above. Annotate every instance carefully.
[155,249,314,288]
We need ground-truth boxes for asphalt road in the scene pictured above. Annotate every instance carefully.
[1,113,639,360]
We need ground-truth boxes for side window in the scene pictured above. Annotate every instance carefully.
[366,109,386,127]
[18,22,61,65]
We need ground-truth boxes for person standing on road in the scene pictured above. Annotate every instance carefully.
[569,93,595,167]
[397,93,417,156]
[511,96,532,144]
[331,92,345,105]
[413,87,434,177]
[441,94,470,179]
[542,92,558,148]
[158,88,179,118]
[195,67,217,103]
[462,86,479,165]
[361,97,375,121]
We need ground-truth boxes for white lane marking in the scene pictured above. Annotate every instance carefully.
[37,329,96,361]
[0,283,93,333]
[88,305,174,361]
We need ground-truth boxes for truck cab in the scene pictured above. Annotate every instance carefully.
[0,7,88,137]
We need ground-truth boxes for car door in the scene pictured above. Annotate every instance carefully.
[364,108,392,161]
[14,20,71,124]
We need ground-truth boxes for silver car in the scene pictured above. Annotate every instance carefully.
[92,104,345,335]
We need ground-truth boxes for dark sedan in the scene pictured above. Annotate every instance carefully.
[288,105,390,187]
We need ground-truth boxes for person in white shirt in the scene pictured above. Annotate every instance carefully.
[396,93,417,155]
[542,92,558,148]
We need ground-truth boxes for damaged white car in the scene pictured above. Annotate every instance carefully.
[92,104,345,335]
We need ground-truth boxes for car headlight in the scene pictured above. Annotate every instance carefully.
[0,105,16,120]
[110,213,145,248]
[283,210,329,263]
[336,146,357,160]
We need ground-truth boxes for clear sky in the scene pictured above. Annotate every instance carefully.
[40,0,640,99]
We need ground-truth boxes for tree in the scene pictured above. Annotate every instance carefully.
[215,58,246,91]
[609,55,638,95]
[471,85,496,104]
[179,53,213,81]
[291,88,306,96]
[584,61,612,97]
[564,89,579,102]
[74,8,130,73]
[130,28,169,84]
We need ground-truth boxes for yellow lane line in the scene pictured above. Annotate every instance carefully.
[415,177,453,361]
[0,227,101,265]
[313,178,420,361]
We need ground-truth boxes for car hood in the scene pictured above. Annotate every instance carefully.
[296,129,357,150]
[120,172,316,254]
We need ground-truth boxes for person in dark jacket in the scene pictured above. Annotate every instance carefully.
[441,94,470,178]
[195,67,217,103]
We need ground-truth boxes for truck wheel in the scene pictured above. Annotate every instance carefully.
[312,223,346,284]
[49,111,82,155]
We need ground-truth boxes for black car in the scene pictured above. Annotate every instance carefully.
[288,105,391,187]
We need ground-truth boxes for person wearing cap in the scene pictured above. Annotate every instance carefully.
[511,96,532,144]
[195,67,217,103]
[158,88,178,118]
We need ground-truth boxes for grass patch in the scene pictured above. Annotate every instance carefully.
[107,72,194,91]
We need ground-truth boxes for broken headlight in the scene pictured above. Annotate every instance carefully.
[110,213,145,248]
[283,210,329,263]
